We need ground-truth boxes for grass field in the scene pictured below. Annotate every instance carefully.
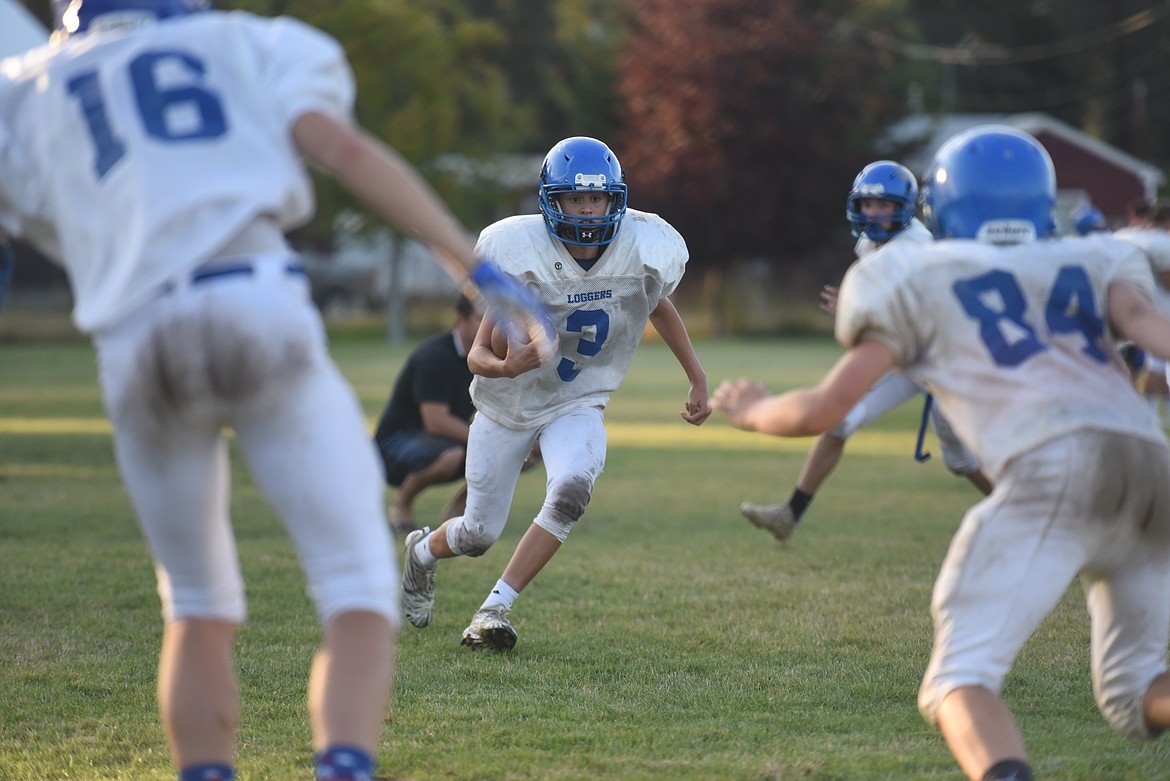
[3,331,1169,780]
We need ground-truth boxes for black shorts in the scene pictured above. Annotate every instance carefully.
[374,431,465,487]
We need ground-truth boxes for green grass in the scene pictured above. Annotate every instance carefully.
[2,333,1169,780]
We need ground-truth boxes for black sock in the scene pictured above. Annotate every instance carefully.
[789,489,813,522]
[983,758,1033,781]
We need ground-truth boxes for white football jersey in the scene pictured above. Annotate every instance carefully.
[836,233,1163,477]
[471,209,687,429]
[0,12,354,332]
[853,216,933,259]
[1113,226,1170,316]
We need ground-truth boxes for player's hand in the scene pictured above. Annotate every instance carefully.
[500,339,545,378]
[711,378,772,431]
[469,260,556,363]
[680,385,711,426]
[818,285,839,316]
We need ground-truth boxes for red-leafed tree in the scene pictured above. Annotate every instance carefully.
[617,0,902,271]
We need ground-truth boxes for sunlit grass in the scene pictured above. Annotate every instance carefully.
[3,333,1169,780]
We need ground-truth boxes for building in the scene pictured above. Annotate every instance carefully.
[880,112,1166,233]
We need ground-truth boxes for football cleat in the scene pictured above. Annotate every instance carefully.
[401,528,436,628]
[460,606,517,651]
[740,502,797,542]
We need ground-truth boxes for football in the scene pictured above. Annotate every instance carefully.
[490,322,510,358]
[490,321,531,358]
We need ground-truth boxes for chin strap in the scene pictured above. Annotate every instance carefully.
[914,393,933,463]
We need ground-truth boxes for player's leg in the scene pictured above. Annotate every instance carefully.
[1082,434,1170,740]
[511,406,606,590]
[921,436,1093,781]
[929,406,993,495]
[221,270,397,777]
[396,416,533,629]
[462,407,606,650]
[96,309,245,776]
[741,371,920,539]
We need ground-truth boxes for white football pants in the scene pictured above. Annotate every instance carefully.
[94,254,398,627]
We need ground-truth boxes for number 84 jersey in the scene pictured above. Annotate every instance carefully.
[0,13,351,333]
[471,210,688,430]
[835,233,1164,478]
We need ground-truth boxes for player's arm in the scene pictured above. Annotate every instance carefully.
[467,314,543,379]
[291,111,555,355]
[1108,280,1170,361]
[292,111,476,282]
[648,296,710,425]
[713,337,895,437]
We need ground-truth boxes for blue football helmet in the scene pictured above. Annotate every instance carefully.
[921,125,1056,242]
[1071,204,1107,235]
[538,137,628,247]
[54,0,211,35]
[846,160,918,243]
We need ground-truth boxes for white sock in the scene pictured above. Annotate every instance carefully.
[414,532,439,568]
[480,579,519,611]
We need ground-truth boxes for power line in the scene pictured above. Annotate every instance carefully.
[855,2,1170,65]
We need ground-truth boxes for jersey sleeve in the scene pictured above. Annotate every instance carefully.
[1098,234,1159,298]
[628,210,688,298]
[248,15,355,128]
[834,244,923,366]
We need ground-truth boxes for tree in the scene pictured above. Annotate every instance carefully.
[617,0,902,272]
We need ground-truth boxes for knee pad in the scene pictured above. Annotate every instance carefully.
[445,515,500,557]
[533,475,594,543]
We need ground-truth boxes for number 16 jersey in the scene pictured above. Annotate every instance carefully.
[0,12,352,333]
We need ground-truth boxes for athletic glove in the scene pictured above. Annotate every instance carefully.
[468,260,557,363]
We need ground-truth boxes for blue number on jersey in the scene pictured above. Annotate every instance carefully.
[68,50,228,178]
[557,308,610,382]
[952,265,1108,367]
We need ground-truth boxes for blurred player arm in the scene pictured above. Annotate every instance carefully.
[292,111,477,282]
[713,336,895,436]
[1108,280,1170,361]
[648,297,710,425]
[291,111,555,354]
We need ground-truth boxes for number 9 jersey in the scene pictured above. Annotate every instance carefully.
[835,233,1163,479]
[0,12,353,333]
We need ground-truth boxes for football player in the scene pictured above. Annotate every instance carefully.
[740,160,990,542]
[714,126,1170,781]
[0,2,548,780]
[400,136,711,651]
